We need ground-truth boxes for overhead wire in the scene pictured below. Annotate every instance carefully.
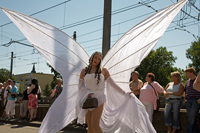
[1,0,199,72]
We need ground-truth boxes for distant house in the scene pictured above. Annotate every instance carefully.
[14,64,53,95]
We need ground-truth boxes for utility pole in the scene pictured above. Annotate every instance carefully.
[73,31,76,41]
[10,52,13,79]
[102,0,112,57]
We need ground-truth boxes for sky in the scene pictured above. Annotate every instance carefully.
[0,0,199,75]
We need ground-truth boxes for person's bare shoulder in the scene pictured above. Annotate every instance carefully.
[80,68,86,79]
[102,67,108,74]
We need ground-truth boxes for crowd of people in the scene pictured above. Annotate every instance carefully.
[0,66,199,132]
[0,78,42,122]
[130,67,200,133]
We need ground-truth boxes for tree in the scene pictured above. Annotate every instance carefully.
[135,47,178,87]
[0,68,15,83]
[186,37,200,73]
[43,83,52,97]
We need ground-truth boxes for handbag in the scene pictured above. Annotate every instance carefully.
[148,83,160,111]
[82,97,98,109]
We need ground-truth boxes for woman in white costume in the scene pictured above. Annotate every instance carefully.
[76,51,155,133]
[79,51,109,133]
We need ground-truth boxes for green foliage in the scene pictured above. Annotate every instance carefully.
[186,37,200,73]
[43,83,52,97]
[0,68,11,83]
[0,68,16,83]
[135,47,181,87]
[18,82,24,95]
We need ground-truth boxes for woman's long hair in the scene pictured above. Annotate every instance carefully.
[31,78,39,90]
[84,51,102,84]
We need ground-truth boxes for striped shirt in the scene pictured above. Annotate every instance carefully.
[185,78,200,99]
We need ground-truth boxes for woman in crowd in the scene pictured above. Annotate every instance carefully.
[139,73,167,122]
[28,79,39,121]
[164,71,184,133]
[20,84,30,120]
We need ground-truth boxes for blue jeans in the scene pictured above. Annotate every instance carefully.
[185,98,200,133]
[164,98,182,129]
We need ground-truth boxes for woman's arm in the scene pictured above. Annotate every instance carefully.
[79,68,93,97]
[104,68,126,95]
[28,84,35,93]
[164,83,169,91]
[80,68,85,79]
[102,68,110,80]
[194,72,200,91]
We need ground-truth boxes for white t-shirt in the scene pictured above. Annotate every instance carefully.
[4,85,12,99]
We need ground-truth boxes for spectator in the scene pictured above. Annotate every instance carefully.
[2,79,12,119]
[20,84,30,120]
[37,86,42,100]
[193,72,200,91]
[129,71,143,99]
[5,80,18,119]
[4,79,12,102]
[51,78,63,101]
[184,67,200,133]
[0,82,7,119]
[28,78,39,121]
[164,71,184,133]
[0,83,3,110]
[139,73,167,122]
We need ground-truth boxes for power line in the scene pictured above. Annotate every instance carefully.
[59,0,158,30]
[0,0,158,47]
[166,42,191,48]
[0,0,72,27]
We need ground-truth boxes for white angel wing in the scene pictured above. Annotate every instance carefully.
[1,0,187,132]
[1,7,89,133]
[102,0,188,91]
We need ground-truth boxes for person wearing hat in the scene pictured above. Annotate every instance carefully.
[5,80,18,119]
[51,78,63,101]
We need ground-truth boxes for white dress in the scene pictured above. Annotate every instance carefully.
[76,73,156,133]
[77,73,106,123]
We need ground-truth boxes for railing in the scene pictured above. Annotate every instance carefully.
[16,96,186,108]
[16,97,54,106]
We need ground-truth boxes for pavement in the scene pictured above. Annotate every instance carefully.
[0,118,87,133]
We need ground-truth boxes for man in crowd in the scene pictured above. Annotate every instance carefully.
[129,71,143,99]
[184,67,200,133]
[5,80,18,119]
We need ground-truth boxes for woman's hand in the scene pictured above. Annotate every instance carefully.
[164,92,170,98]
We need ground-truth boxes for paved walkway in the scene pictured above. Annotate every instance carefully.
[0,119,87,133]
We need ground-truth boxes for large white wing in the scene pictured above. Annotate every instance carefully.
[102,0,188,91]
[1,7,89,133]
